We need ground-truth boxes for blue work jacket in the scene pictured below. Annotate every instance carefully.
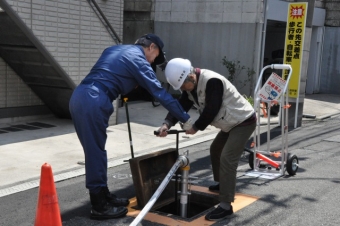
[82,44,190,123]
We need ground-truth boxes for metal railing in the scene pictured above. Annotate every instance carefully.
[87,0,122,44]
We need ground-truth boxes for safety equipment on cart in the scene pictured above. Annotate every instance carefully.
[245,63,298,179]
[165,58,191,90]
[181,117,194,130]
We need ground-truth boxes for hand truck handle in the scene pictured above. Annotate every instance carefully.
[271,64,291,70]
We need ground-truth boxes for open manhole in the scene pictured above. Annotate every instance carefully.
[152,190,219,221]
[129,148,219,221]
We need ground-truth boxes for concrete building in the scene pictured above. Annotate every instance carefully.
[0,0,123,125]
[0,0,339,127]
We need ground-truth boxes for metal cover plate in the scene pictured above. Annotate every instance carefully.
[129,148,178,209]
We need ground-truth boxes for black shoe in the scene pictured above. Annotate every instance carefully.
[103,187,130,207]
[90,188,128,220]
[205,205,233,221]
[91,205,128,220]
[209,183,220,192]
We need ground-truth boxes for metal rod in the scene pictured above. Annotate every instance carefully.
[255,102,261,170]
[175,173,179,215]
[267,104,270,152]
[256,153,280,168]
[129,155,189,226]
[281,95,285,174]
[176,132,179,151]
[284,92,289,174]
[89,0,121,43]
[124,98,134,159]
[180,166,190,218]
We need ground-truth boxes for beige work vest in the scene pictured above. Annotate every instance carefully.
[187,69,254,132]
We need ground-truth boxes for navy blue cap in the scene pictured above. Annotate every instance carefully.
[136,33,165,65]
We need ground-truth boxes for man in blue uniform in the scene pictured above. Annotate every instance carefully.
[69,34,193,219]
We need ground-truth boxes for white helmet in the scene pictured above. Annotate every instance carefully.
[165,58,191,90]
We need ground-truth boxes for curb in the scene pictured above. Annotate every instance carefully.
[0,131,218,198]
[317,112,340,120]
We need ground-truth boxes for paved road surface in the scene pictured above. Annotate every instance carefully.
[0,114,340,226]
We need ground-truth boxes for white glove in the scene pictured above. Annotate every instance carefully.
[182,117,194,130]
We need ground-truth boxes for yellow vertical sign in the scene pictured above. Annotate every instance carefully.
[283,3,307,98]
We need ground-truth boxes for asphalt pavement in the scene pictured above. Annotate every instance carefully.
[0,94,340,226]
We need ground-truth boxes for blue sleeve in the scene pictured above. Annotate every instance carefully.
[126,53,190,123]
[165,91,193,125]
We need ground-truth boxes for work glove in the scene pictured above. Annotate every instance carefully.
[182,118,194,130]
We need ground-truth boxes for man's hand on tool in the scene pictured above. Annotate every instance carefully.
[181,118,197,135]
[156,124,169,137]
[185,127,197,135]
[182,118,193,130]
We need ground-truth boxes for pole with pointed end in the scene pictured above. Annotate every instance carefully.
[124,98,134,159]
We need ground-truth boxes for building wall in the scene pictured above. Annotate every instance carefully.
[155,0,262,24]
[154,0,263,95]
[1,0,124,124]
[320,27,340,94]
[97,0,124,41]
[5,0,122,83]
[321,1,340,95]
[315,0,325,8]
[0,57,43,108]
[324,0,340,26]
[123,0,155,44]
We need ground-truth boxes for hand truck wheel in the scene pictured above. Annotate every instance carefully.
[286,154,299,175]
[248,152,254,170]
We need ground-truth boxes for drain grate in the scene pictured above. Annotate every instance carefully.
[0,122,56,134]
[27,122,56,128]
[1,127,23,132]
[12,124,42,130]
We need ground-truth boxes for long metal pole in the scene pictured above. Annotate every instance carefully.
[89,0,122,43]
[180,165,190,218]
[129,155,189,226]
[124,98,134,159]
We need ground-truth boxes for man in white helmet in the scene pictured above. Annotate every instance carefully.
[157,58,256,221]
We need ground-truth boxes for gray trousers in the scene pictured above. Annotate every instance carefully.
[210,122,256,203]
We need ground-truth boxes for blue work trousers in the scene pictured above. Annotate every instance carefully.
[69,84,114,194]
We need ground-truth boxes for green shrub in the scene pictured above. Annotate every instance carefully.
[221,57,255,93]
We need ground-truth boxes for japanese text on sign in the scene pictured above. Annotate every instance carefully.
[283,3,307,98]
[258,73,286,104]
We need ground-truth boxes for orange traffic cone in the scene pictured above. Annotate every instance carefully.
[34,163,62,226]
